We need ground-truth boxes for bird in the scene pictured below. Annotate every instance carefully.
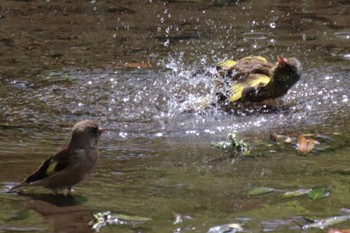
[214,56,302,108]
[9,120,104,195]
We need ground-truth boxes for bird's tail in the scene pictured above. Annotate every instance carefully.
[7,182,28,193]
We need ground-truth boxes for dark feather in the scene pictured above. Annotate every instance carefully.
[24,147,71,184]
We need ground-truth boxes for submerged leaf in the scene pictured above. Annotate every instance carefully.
[283,188,329,200]
[306,187,330,200]
[248,187,275,196]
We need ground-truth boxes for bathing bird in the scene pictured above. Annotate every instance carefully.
[214,56,302,108]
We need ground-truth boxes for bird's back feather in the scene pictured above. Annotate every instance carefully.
[216,56,273,102]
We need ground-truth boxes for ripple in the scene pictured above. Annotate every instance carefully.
[242,31,270,40]
[334,31,350,40]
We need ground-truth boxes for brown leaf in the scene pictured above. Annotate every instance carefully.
[297,134,315,155]
[328,228,350,233]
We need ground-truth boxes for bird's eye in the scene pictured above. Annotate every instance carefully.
[91,126,99,134]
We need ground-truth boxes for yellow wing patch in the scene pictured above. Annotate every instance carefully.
[229,73,271,102]
[216,59,237,70]
[46,161,58,176]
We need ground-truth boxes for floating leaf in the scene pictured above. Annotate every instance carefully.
[248,187,275,196]
[283,189,312,198]
[296,134,316,155]
[306,187,330,200]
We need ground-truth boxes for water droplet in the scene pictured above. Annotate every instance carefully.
[165,27,170,34]
[164,39,170,47]
[119,132,128,138]
[155,132,163,137]
[269,22,276,28]
[302,33,306,41]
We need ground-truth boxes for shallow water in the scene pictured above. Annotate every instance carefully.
[0,0,350,232]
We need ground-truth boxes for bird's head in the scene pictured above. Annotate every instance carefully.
[70,120,104,148]
[273,56,302,85]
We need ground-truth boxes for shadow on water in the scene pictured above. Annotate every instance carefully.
[17,192,93,233]
[0,0,350,232]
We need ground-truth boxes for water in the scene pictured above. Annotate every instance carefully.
[0,0,350,232]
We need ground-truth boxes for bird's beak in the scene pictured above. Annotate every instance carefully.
[98,128,105,136]
[277,56,288,68]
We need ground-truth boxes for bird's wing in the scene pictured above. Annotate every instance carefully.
[239,56,267,63]
[216,59,237,70]
[229,73,271,102]
[216,56,267,70]
[24,147,72,184]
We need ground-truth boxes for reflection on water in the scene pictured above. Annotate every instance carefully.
[0,0,350,232]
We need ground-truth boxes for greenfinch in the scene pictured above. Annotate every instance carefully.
[215,56,302,107]
[9,120,104,195]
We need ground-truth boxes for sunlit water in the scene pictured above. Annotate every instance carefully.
[0,0,350,233]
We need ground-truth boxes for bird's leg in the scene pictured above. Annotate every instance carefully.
[53,189,59,196]
[64,187,74,196]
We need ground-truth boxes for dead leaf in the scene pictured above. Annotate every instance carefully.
[328,228,350,233]
[297,134,316,155]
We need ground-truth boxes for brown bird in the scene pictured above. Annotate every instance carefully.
[9,120,104,195]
